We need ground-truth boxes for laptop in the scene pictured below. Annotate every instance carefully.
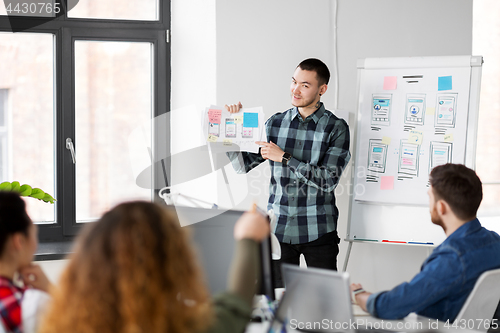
[267,264,398,333]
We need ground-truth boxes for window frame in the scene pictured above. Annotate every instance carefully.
[0,0,171,242]
[0,89,8,182]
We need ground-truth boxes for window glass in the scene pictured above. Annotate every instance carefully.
[75,41,152,222]
[68,0,158,21]
[0,89,6,126]
[473,0,500,216]
[0,32,55,223]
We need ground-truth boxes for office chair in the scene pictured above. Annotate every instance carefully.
[454,268,500,333]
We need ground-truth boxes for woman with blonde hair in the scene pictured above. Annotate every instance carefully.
[39,201,269,333]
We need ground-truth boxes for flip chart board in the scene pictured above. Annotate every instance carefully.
[346,56,483,245]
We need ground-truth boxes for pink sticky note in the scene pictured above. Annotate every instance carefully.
[208,109,222,124]
[380,176,394,190]
[383,76,397,90]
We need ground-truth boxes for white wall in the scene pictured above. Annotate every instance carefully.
[169,0,218,207]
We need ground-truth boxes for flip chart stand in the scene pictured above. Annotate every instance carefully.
[342,55,483,272]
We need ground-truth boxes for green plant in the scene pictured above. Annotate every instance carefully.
[0,181,56,204]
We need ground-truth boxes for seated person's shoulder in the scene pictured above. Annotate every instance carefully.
[460,225,500,251]
[485,227,500,241]
[480,228,500,249]
[438,226,500,271]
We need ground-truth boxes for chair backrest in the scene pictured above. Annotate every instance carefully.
[454,268,500,332]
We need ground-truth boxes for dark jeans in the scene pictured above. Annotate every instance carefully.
[272,230,341,288]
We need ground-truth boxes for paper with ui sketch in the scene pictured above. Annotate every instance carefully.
[202,106,266,153]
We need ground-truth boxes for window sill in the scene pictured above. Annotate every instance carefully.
[35,240,74,261]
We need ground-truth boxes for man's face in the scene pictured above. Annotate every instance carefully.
[290,67,324,109]
[428,186,444,227]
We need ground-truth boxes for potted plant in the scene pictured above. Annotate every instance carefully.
[0,181,55,203]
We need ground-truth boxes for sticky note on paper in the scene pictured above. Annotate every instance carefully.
[426,107,435,115]
[207,134,218,142]
[234,115,244,124]
[402,158,414,166]
[243,112,259,128]
[438,76,452,91]
[383,76,397,90]
[381,176,394,190]
[223,139,232,146]
[381,136,392,145]
[208,109,222,124]
[444,133,454,142]
[408,130,423,145]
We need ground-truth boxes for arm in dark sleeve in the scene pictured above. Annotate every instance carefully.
[226,151,265,174]
[366,249,463,320]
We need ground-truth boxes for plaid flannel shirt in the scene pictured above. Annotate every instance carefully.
[228,103,351,244]
[0,276,24,333]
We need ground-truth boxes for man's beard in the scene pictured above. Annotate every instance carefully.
[291,94,318,109]
[430,205,446,232]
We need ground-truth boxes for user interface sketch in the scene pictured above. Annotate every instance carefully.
[354,64,472,205]
[371,94,392,128]
[202,106,266,154]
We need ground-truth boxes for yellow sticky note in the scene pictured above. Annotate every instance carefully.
[381,136,391,145]
[223,139,232,146]
[234,115,244,124]
[426,107,435,115]
[408,130,423,145]
[444,133,454,143]
[207,134,218,142]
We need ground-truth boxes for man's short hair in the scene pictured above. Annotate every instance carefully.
[297,58,330,86]
[429,163,482,221]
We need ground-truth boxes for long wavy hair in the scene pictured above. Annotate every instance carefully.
[39,201,213,333]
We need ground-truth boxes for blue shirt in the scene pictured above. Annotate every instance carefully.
[227,103,351,244]
[366,218,500,321]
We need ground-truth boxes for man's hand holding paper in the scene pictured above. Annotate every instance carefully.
[203,103,265,153]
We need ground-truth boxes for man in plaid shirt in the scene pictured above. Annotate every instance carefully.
[226,58,351,287]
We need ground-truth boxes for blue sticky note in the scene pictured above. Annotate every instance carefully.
[438,76,452,91]
[243,112,259,128]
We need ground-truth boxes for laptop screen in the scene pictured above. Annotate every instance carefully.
[270,264,355,333]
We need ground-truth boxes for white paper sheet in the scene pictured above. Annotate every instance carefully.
[353,66,471,205]
[201,105,266,153]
